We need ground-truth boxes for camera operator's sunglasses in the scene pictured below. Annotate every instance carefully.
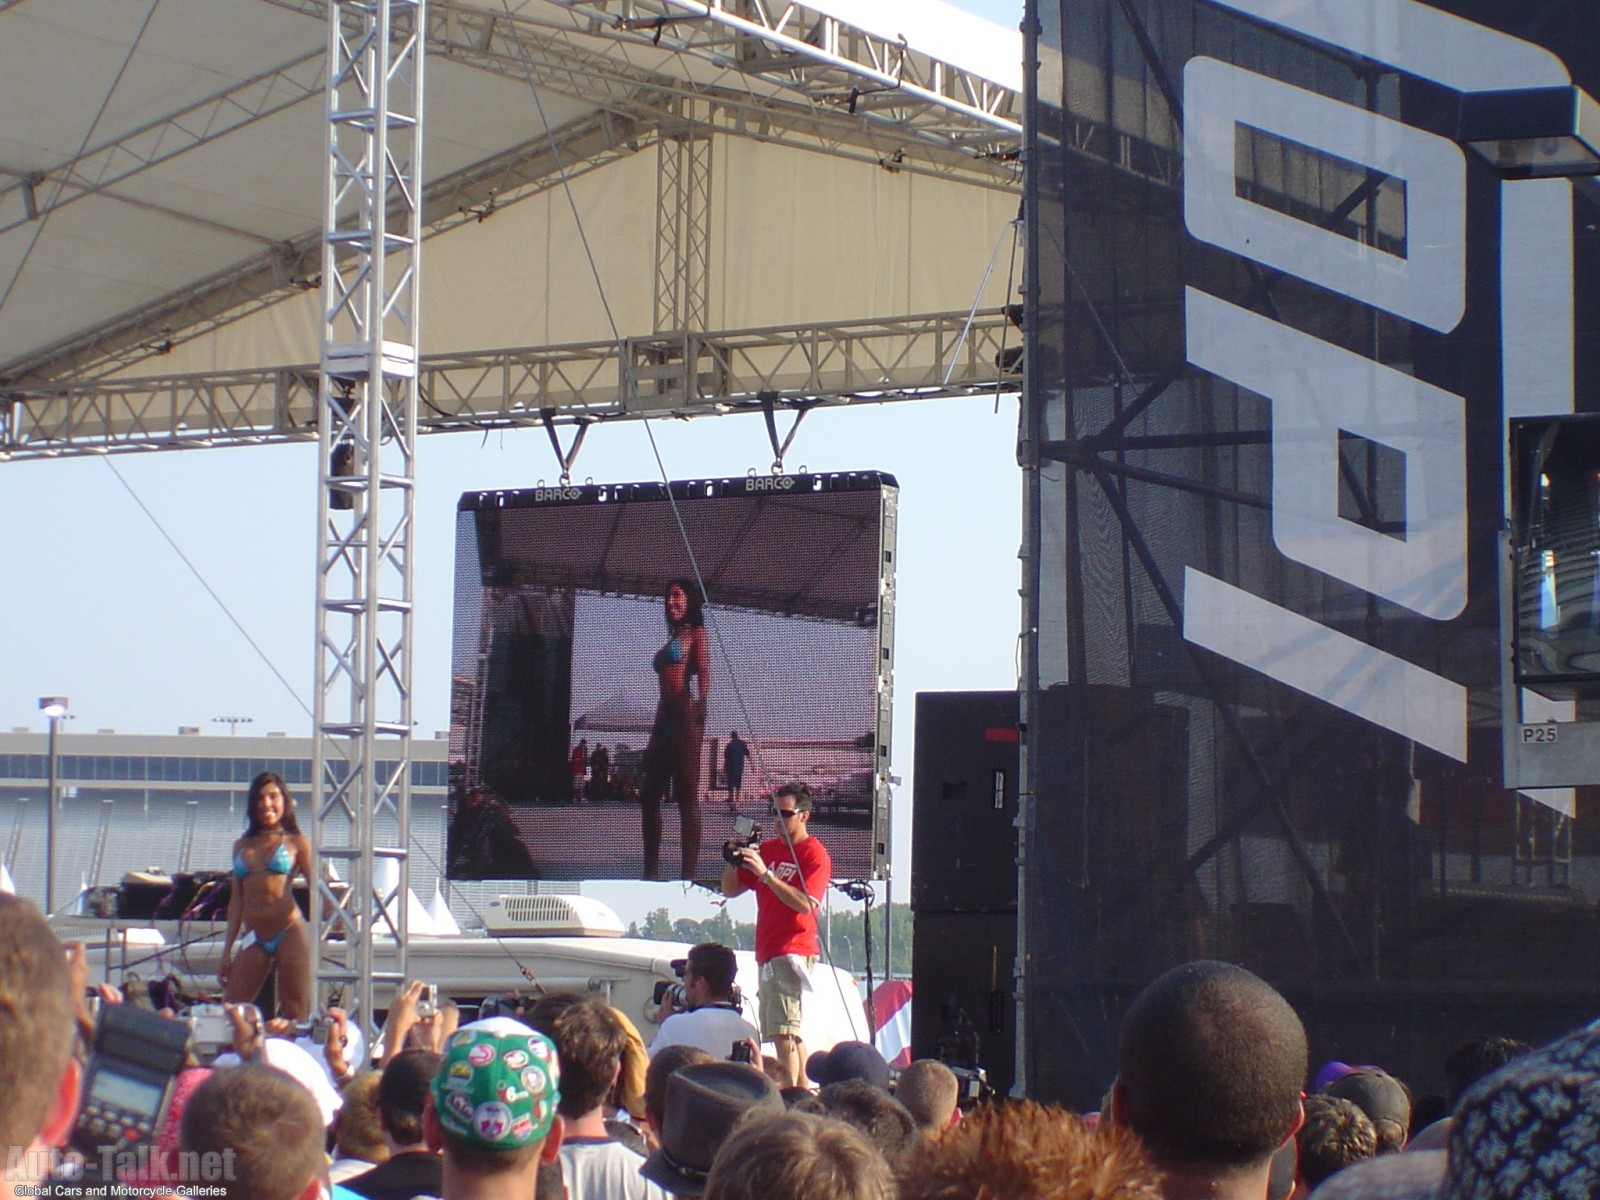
[774,809,800,819]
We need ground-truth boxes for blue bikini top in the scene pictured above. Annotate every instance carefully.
[653,633,686,673]
[233,839,294,879]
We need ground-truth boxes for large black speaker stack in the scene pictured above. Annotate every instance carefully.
[911,691,1019,1096]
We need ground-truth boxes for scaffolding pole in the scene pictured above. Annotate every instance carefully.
[312,0,423,1031]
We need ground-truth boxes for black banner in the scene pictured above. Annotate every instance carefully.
[1025,0,1600,1107]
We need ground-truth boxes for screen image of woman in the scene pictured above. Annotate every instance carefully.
[220,771,313,1018]
[641,578,710,879]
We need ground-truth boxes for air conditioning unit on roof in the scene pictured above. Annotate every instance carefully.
[483,894,625,938]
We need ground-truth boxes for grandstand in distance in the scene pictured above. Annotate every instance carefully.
[0,729,571,921]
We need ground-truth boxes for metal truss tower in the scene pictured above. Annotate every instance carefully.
[312,0,424,1029]
[654,122,713,335]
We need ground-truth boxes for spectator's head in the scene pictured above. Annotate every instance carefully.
[609,1003,651,1124]
[1321,1068,1409,1153]
[332,1071,388,1166]
[1443,1019,1600,1200]
[1442,1035,1531,1110]
[896,1100,1163,1200]
[0,893,78,1172]
[1311,1149,1446,1200]
[705,1111,892,1200]
[1296,1094,1378,1190]
[685,943,738,1005]
[424,1019,563,1183]
[1113,960,1307,1176]
[378,1049,440,1150]
[646,1044,715,1142]
[180,1064,327,1200]
[213,1037,343,1128]
[806,1041,891,1091]
[641,1061,782,1196]
[785,1090,827,1113]
[895,1059,960,1135]
[816,1080,920,1171]
[528,993,629,1120]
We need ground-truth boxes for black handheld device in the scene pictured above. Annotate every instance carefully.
[722,817,762,865]
[70,1004,191,1164]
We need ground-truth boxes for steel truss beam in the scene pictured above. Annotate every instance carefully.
[0,309,1015,458]
[569,0,1020,138]
[310,0,424,1030]
[1,0,1017,388]
[653,129,712,332]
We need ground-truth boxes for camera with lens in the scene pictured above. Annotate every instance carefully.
[653,957,689,1010]
[721,816,761,865]
[651,979,688,1008]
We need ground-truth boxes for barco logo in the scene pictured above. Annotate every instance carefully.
[1179,0,1575,764]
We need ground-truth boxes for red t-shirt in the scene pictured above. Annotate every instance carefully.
[740,835,831,963]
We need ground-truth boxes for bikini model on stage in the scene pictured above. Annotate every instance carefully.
[219,771,314,1019]
[640,579,710,879]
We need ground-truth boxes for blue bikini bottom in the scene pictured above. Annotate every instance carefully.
[253,925,291,956]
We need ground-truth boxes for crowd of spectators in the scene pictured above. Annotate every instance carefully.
[5,898,1595,1200]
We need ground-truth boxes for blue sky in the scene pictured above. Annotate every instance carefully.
[956,0,1022,25]
[0,0,1025,926]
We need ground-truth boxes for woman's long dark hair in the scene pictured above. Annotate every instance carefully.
[664,577,706,629]
[246,771,303,836]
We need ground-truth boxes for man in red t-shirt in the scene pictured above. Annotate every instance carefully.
[719,781,831,1088]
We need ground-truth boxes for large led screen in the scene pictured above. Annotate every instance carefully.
[447,472,896,883]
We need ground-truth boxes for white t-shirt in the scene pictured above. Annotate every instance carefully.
[648,1004,761,1060]
[560,1138,672,1200]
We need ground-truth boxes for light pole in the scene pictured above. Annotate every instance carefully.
[213,716,254,736]
[38,697,68,915]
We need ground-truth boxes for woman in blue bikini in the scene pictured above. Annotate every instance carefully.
[641,578,710,879]
[219,771,313,1018]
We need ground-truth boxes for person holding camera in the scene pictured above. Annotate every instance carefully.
[649,943,760,1061]
[720,782,830,1089]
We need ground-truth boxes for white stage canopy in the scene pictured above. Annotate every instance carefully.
[0,0,1022,457]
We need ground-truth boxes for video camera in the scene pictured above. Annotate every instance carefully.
[652,958,689,1010]
[651,957,744,1011]
[721,815,761,865]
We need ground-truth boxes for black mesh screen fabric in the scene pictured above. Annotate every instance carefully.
[1024,0,1600,1108]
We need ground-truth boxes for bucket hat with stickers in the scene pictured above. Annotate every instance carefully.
[430,1017,562,1150]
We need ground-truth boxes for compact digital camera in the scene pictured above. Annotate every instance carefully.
[181,1002,255,1063]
